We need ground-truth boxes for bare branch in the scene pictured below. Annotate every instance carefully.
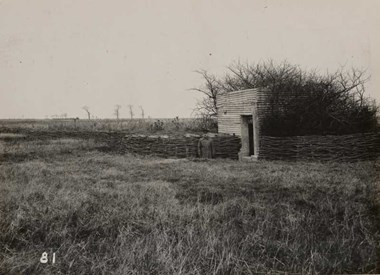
[82,106,91,120]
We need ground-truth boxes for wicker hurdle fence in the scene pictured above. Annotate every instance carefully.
[122,134,241,159]
[259,132,380,162]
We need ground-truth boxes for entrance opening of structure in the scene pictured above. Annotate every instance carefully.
[240,115,254,158]
[248,119,254,155]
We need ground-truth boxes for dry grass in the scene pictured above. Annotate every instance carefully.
[0,117,217,134]
[0,137,379,274]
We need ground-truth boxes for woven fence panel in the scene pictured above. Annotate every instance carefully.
[212,136,242,159]
[259,132,380,162]
[122,134,241,159]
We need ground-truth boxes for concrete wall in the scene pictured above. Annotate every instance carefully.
[216,89,258,136]
[217,89,259,159]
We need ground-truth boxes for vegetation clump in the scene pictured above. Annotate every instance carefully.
[194,60,378,136]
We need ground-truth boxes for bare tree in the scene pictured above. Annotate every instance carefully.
[82,106,91,120]
[195,60,377,135]
[191,70,222,117]
[139,105,145,119]
[114,104,122,120]
[128,105,134,119]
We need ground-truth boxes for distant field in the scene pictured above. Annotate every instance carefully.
[0,132,379,274]
[0,117,217,134]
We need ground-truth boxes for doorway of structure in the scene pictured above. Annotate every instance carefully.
[241,115,255,158]
[248,121,254,155]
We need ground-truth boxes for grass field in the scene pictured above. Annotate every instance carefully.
[0,134,379,274]
[0,117,217,134]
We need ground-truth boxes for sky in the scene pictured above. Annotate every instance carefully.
[0,0,379,119]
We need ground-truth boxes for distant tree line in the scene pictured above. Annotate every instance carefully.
[80,105,145,120]
[193,60,378,136]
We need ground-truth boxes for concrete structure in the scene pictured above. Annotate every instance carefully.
[217,89,261,161]
[217,88,380,162]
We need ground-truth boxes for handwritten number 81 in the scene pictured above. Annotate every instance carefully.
[40,252,56,264]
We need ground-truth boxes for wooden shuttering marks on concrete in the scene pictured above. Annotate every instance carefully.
[217,115,241,136]
[217,89,257,113]
[217,89,258,136]
[218,88,326,131]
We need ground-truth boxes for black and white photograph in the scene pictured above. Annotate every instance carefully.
[0,0,379,274]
